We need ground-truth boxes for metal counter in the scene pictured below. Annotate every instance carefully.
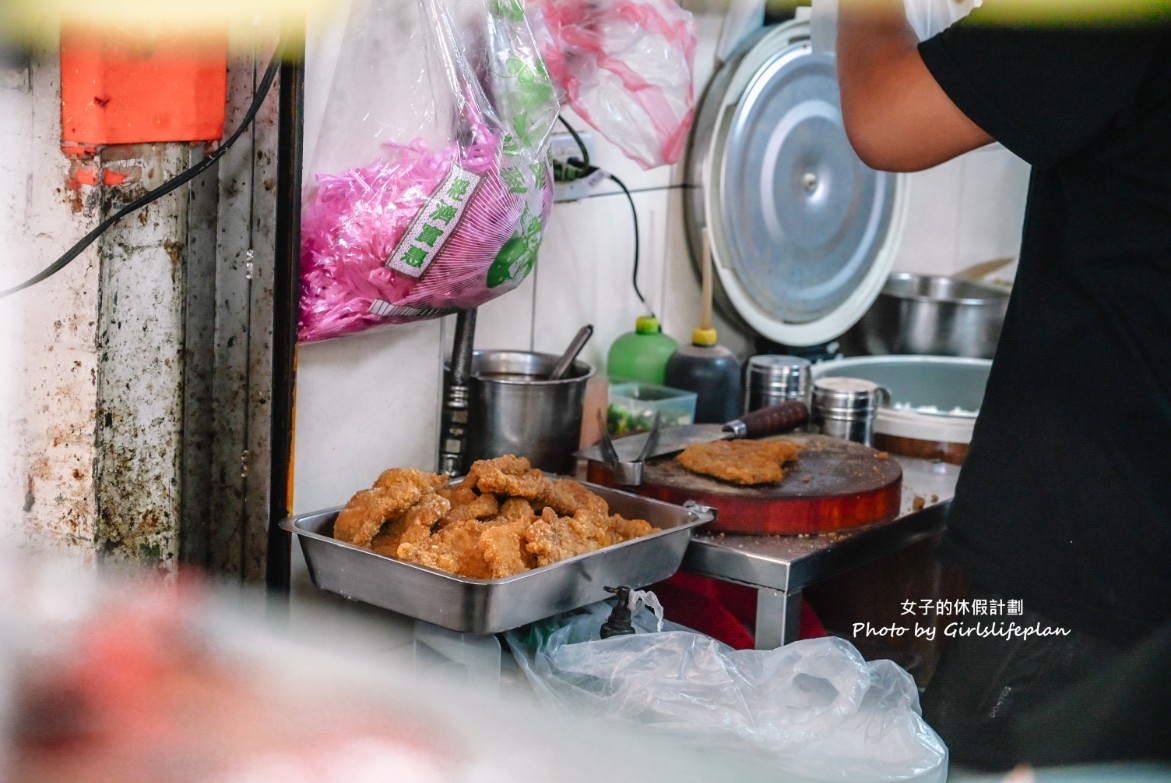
[681,456,960,648]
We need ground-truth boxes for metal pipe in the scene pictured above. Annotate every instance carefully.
[267,42,305,600]
[438,308,477,476]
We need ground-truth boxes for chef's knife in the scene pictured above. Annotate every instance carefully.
[577,399,809,464]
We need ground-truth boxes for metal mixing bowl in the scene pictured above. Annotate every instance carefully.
[841,272,1009,359]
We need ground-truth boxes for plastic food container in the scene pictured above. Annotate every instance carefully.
[607,382,698,435]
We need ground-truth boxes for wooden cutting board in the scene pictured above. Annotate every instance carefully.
[589,433,902,535]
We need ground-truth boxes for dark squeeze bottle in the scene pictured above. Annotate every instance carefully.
[664,327,742,424]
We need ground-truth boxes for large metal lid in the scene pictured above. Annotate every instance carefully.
[686,16,907,346]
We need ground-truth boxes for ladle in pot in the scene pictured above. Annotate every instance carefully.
[548,324,594,381]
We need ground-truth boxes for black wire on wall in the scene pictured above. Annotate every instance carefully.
[0,52,281,300]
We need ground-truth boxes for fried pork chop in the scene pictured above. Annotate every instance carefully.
[675,438,800,486]
[332,455,659,578]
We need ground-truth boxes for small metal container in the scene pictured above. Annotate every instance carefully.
[744,355,812,414]
[812,376,890,446]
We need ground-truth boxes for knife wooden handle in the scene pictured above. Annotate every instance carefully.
[733,400,809,439]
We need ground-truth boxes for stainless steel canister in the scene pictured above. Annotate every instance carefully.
[744,355,812,414]
[811,376,890,447]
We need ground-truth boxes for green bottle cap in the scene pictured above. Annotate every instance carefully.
[634,315,662,334]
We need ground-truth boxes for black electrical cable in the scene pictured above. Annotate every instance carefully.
[606,171,650,316]
[557,114,590,168]
[0,47,283,300]
[556,114,651,317]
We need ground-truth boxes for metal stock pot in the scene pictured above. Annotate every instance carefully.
[842,273,1009,359]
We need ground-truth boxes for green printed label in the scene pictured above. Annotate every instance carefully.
[489,0,525,21]
[386,163,483,278]
[487,204,542,288]
[499,165,528,194]
[504,56,555,149]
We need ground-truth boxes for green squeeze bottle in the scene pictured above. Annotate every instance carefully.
[606,315,679,385]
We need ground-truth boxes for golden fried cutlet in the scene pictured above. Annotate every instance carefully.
[466,455,549,499]
[523,508,592,568]
[498,496,538,525]
[522,507,647,568]
[439,491,500,525]
[373,467,449,495]
[675,438,801,486]
[536,478,609,516]
[367,492,452,557]
[398,493,451,546]
[607,514,658,542]
[333,488,412,548]
[478,518,536,578]
[335,456,659,579]
[397,518,490,578]
[335,467,453,547]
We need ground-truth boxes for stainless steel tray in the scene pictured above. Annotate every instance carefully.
[283,484,715,635]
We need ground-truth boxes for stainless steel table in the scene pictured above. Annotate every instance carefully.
[681,456,961,648]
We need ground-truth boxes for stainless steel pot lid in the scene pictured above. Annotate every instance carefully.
[686,15,907,346]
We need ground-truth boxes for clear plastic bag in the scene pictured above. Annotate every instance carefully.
[505,598,948,783]
[298,0,558,343]
[525,0,697,169]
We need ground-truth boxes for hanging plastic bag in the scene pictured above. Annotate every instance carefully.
[298,0,558,343]
[505,598,948,783]
[525,0,697,170]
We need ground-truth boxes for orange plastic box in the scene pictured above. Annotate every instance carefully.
[60,25,228,149]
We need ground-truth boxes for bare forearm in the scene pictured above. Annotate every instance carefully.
[837,0,920,82]
[835,0,992,171]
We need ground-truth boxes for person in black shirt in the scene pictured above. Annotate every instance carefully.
[835,0,1171,771]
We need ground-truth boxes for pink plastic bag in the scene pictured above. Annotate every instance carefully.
[526,0,698,170]
[298,0,558,343]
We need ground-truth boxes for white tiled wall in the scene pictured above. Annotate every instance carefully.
[0,62,29,533]
[894,143,1028,277]
[0,51,103,558]
[290,1,1029,517]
